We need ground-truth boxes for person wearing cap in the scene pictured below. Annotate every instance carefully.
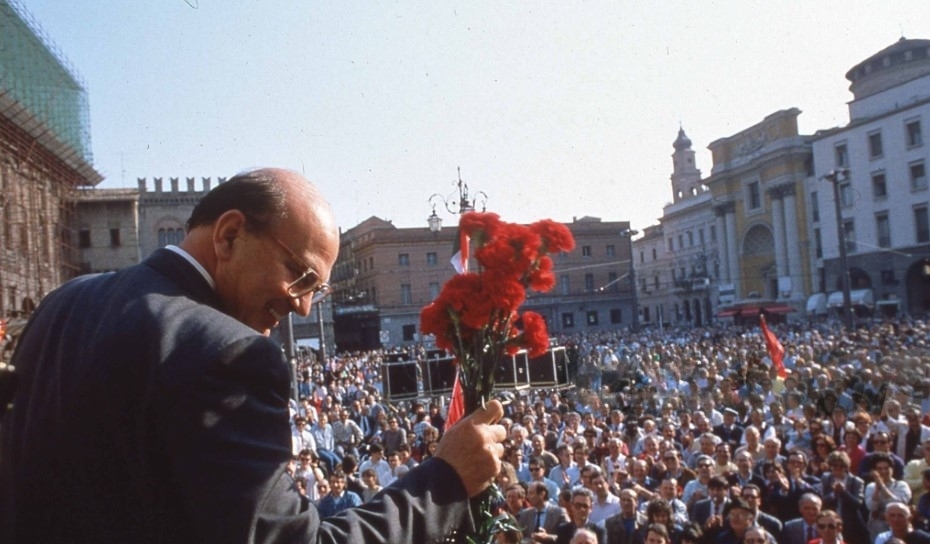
[713,408,744,451]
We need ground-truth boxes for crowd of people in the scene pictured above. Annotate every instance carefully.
[288,316,930,544]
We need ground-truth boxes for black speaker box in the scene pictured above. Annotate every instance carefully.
[495,350,530,389]
[382,361,420,401]
[528,347,571,388]
[423,357,457,396]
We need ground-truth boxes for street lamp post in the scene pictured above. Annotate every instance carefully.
[426,167,487,232]
[620,228,640,333]
[823,168,854,330]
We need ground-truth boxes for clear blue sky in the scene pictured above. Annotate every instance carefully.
[23,0,930,231]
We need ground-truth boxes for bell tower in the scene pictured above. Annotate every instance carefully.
[670,126,703,203]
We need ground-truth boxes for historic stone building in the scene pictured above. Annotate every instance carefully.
[73,188,140,273]
[0,0,102,318]
[809,38,930,318]
[704,109,815,315]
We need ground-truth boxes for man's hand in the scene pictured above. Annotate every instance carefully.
[436,399,507,497]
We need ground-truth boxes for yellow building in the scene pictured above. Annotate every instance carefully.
[704,108,814,311]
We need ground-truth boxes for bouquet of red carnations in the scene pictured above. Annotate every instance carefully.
[419,211,575,415]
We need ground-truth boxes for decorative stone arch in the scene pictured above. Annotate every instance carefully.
[742,223,775,256]
[742,223,776,298]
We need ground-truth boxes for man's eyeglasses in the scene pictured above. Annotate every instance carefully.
[269,235,332,302]
[572,502,591,510]
[817,522,838,530]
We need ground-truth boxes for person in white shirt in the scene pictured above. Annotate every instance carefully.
[587,470,620,524]
[358,444,392,488]
[290,416,317,456]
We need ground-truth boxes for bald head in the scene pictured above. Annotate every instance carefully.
[182,167,339,335]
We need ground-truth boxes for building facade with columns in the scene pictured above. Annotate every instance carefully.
[704,108,815,313]
[809,38,930,318]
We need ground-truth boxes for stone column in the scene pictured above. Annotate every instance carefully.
[769,186,787,279]
[715,206,730,283]
[782,184,802,299]
[724,205,739,297]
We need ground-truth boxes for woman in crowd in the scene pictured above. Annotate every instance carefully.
[865,453,912,541]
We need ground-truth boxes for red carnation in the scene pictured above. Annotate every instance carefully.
[521,311,549,357]
[528,256,556,291]
[531,219,575,253]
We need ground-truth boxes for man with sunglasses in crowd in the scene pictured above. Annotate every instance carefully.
[0,168,507,543]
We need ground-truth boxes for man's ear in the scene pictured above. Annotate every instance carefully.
[213,210,247,260]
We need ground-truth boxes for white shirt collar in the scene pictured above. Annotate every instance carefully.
[165,245,215,290]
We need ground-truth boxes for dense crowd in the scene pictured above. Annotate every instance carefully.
[286,316,930,544]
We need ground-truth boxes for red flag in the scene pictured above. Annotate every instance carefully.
[760,315,786,379]
[444,369,465,431]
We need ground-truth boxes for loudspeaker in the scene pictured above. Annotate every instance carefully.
[495,350,530,389]
[383,353,410,363]
[528,347,572,388]
[382,361,420,401]
[424,357,457,396]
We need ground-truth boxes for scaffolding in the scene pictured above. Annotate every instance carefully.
[0,0,102,324]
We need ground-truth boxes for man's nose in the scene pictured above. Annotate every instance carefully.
[290,293,313,316]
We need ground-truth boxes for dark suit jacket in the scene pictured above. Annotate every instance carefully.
[556,520,607,544]
[604,512,644,544]
[517,503,568,538]
[713,424,744,448]
[691,497,729,527]
[820,473,868,544]
[755,511,783,542]
[779,518,818,544]
[0,249,473,543]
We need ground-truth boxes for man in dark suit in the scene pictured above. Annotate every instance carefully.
[739,484,782,541]
[779,493,822,544]
[555,488,606,544]
[819,451,867,544]
[0,169,507,543]
[713,408,744,450]
[603,488,645,544]
[690,476,730,544]
[517,481,569,542]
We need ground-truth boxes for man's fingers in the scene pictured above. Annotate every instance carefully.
[467,399,504,425]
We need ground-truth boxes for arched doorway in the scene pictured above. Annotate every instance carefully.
[906,259,930,316]
[742,224,776,298]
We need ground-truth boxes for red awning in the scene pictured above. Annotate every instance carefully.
[717,304,795,318]
[763,304,795,314]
